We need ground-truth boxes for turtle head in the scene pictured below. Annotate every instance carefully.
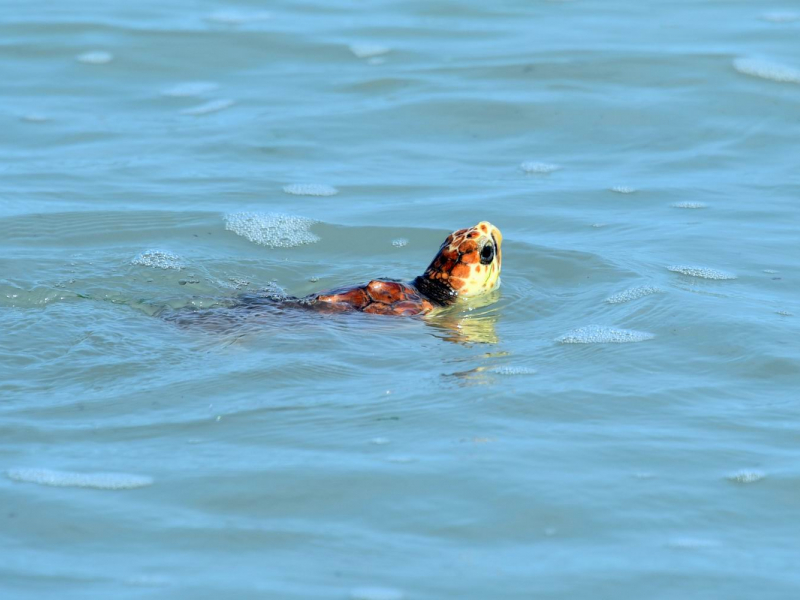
[414,221,503,305]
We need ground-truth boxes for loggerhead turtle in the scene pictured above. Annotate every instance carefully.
[238,221,502,316]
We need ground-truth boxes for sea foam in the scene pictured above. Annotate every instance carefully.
[733,58,800,84]
[667,265,737,280]
[132,250,184,270]
[8,468,153,490]
[557,326,654,344]
[283,183,338,197]
[605,285,663,304]
[224,212,319,248]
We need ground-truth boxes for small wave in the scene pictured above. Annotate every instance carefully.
[180,99,235,116]
[488,366,537,376]
[671,201,707,209]
[349,44,390,59]
[610,186,637,194]
[224,212,319,248]
[557,326,654,344]
[76,51,113,65]
[667,265,736,280]
[726,470,765,484]
[520,161,560,174]
[8,468,153,490]
[605,285,663,304]
[283,183,338,197]
[20,113,49,123]
[733,57,800,84]
[132,250,184,270]
[350,587,404,600]
[761,12,800,23]
[162,81,219,97]
[206,10,271,25]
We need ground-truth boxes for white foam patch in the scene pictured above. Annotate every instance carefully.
[349,44,390,59]
[667,265,737,280]
[283,183,338,197]
[610,185,636,194]
[667,537,721,549]
[391,238,408,248]
[132,250,184,270]
[557,326,654,344]
[8,468,153,490]
[733,57,800,84]
[521,161,560,174]
[489,366,537,376]
[726,470,765,484]
[77,51,113,65]
[672,201,707,209]
[207,10,271,25]
[21,113,49,123]
[605,285,663,304]
[162,81,219,97]
[350,587,404,600]
[180,99,235,116]
[761,12,800,23]
[224,212,319,248]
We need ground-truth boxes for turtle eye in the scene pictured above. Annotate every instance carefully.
[480,243,495,265]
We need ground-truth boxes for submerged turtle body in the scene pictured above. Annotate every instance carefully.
[283,221,503,316]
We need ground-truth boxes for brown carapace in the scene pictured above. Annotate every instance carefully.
[289,221,503,316]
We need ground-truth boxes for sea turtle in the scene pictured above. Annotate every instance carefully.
[238,221,503,316]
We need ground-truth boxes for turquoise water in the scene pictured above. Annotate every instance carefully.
[3,1,800,598]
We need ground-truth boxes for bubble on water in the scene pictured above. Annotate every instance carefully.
[162,81,219,97]
[180,99,235,116]
[521,161,560,174]
[283,183,338,197]
[667,265,737,280]
[350,587,404,600]
[21,113,49,123]
[610,185,636,194]
[672,201,707,209]
[761,12,800,23]
[207,10,271,25]
[77,51,113,65]
[224,212,319,248]
[132,250,184,270]
[726,470,765,484]
[391,238,408,248]
[557,326,655,344]
[605,285,663,304]
[349,44,390,59]
[7,468,153,490]
[733,57,800,84]
[489,366,537,376]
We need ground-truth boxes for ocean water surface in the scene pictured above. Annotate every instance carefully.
[2,0,800,598]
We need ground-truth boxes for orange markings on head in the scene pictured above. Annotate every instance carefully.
[451,263,471,279]
[458,240,478,254]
